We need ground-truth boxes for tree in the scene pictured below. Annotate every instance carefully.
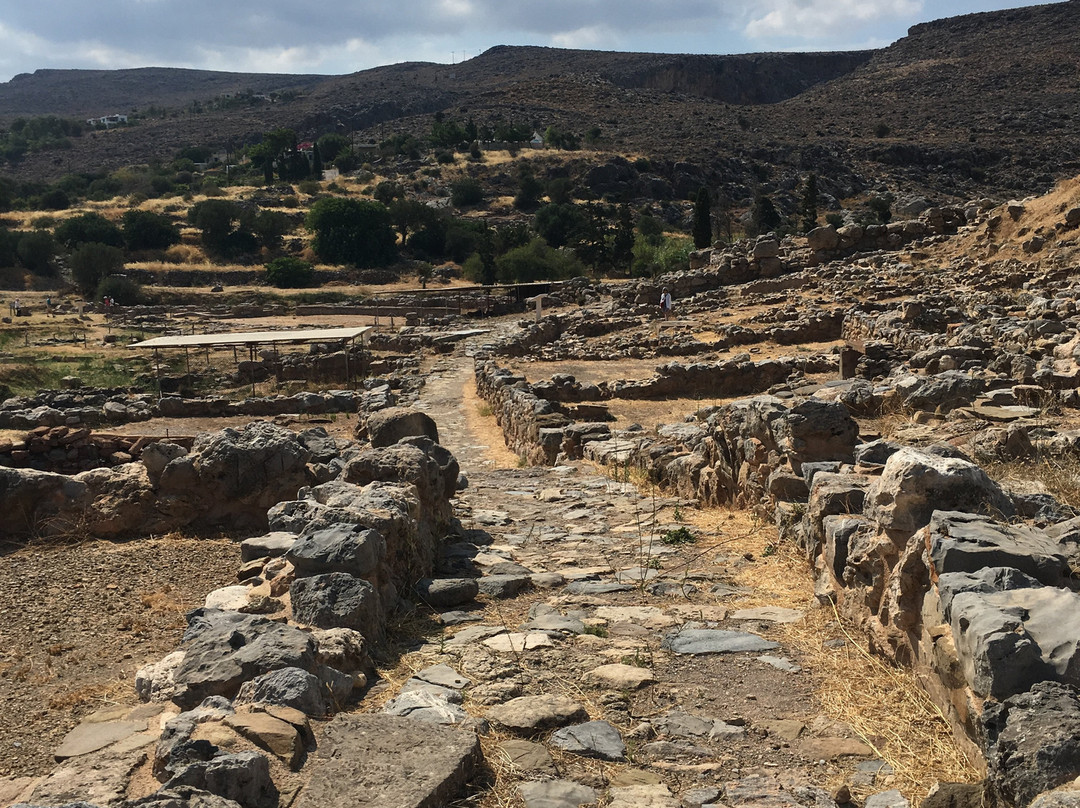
[390,198,437,242]
[187,200,259,258]
[799,174,819,233]
[534,203,586,249]
[265,256,315,288]
[612,205,635,273]
[546,178,574,205]
[0,227,18,268]
[495,239,583,283]
[374,181,405,205]
[122,209,180,251]
[573,203,612,270]
[70,242,124,294]
[514,168,543,212]
[16,230,57,275]
[543,126,579,150]
[306,197,396,267]
[317,133,350,162]
[692,187,712,249]
[450,177,484,208]
[252,210,294,250]
[55,212,123,250]
[189,199,241,249]
[311,143,323,179]
[750,192,782,236]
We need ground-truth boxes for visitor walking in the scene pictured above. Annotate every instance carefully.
[660,288,673,320]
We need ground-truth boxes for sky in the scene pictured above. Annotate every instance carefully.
[0,0,1059,83]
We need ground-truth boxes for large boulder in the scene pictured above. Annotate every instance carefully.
[268,480,436,587]
[164,751,278,808]
[947,583,1080,699]
[865,448,1014,537]
[927,512,1069,585]
[287,524,386,578]
[982,682,1080,807]
[290,573,383,639]
[364,407,439,448]
[772,399,858,473]
[171,609,316,709]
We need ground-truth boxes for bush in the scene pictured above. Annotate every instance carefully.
[122,209,181,251]
[38,188,70,210]
[825,212,845,228]
[495,238,583,283]
[306,196,396,267]
[16,230,57,275]
[450,177,484,207]
[96,274,141,305]
[71,242,124,294]
[265,256,315,288]
[55,212,123,249]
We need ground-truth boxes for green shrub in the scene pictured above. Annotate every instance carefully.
[450,177,484,207]
[96,274,142,305]
[661,526,697,545]
[71,242,124,293]
[55,212,123,249]
[265,256,315,288]
[306,197,396,267]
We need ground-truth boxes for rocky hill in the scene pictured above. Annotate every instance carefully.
[0,1,1077,206]
[0,67,329,118]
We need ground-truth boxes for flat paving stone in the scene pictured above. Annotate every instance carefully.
[483,631,554,653]
[498,739,555,773]
[487,695,588,734]
[584,663,656,690]
[519,779,597,808]
[550,720,625,760]
[53,719,148,761]
[757,655,803,673]
[296,714,481,808]
[662,629,779,655]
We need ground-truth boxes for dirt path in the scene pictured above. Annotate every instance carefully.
[374,337,961,808]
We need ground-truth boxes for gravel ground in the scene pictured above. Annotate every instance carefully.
[0,536,240,777]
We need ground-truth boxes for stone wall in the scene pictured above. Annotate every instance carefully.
[475,346,1080,802]
[0,426,195,473]
[576,396,1080,802]
[10,411,465,808]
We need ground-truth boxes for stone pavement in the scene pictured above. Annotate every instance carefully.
[371,345,904,808]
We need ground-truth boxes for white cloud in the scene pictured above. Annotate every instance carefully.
[551,25,612,50]
[743,0,923,41]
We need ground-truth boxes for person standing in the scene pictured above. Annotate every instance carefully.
[660,288,673,319]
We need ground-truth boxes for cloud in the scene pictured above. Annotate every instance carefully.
[742,0,923,42]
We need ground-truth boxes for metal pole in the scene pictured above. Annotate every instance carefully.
[343,339,350,389]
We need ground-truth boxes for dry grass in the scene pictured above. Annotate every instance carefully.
[698,516,980,803]
[984,453,1080,508]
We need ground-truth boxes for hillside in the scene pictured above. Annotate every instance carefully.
[0,67,329,118]
[0,0,1077,207]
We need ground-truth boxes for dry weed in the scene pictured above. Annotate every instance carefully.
[985,454,1080,508]
[647,500,979,803]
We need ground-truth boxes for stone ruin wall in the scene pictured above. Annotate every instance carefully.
[475,358,1080,804]
[1,410,466,807]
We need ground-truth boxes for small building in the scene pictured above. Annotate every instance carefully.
[86,114,128,128]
